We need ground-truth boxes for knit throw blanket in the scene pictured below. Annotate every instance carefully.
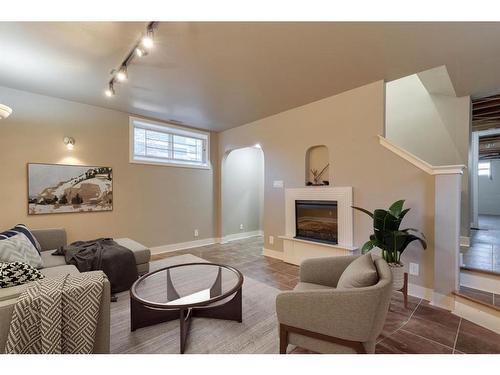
[4,271,106,354]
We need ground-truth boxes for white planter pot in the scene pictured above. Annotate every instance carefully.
[389,264,405,290]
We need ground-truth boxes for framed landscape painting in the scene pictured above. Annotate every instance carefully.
[28,163,113,215]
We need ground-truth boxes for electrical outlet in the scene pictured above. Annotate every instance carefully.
[269,235,274,245]
[194,229,199,237]
[239,224,244,230]
[409,262,419,276]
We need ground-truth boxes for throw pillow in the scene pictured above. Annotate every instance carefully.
[0,224,41,254]
[0,233,43,268]
[336,253,379,289]
[0,261,45,288]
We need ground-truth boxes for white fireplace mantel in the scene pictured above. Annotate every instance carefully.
[280,186,357,265]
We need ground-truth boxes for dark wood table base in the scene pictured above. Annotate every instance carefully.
[131,288,242,353]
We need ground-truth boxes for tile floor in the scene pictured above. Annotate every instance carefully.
[461,214,500,274]
[152,236,500,354]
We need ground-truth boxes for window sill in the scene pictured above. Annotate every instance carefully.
[129,158,211,170]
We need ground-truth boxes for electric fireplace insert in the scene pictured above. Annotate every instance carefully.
[295,200,338,244]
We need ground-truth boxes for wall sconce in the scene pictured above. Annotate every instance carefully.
[63,136,75,150]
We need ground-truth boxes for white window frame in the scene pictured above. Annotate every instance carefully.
[129,116,210,169]
[478,161,491,178]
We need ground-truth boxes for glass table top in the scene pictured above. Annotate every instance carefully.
[131,263,243,308]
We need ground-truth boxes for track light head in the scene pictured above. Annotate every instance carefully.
[135,47,144,57]
[116,66,127,82]
[104,83,115,98]
[141,35,154,49]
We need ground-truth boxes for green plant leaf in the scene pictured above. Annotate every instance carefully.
[401,234,427,251]
[401,228,418,232]
[352,206,374,218]
[361,240,375,254]
[402,228,427,240]
[399,208,411,220]
[388,200,405,217]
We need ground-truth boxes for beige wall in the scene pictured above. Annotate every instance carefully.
[218,81,436,289]
[222,147,264,236]
[385,74,470,166]
[0,85,218,248]
[385,73,471,237]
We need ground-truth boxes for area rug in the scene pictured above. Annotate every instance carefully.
[110,254,281,354]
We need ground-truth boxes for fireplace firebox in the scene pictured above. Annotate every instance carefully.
[295,200,338,244]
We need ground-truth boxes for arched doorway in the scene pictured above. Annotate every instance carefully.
[221,145,265,243]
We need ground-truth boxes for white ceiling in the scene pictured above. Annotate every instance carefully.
[1,22,500,131]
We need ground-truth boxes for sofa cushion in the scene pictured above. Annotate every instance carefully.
[0,265,79,301]
[41,265,80,279]
[0,224,41,254]
[114,238,151,265]
[336,253,379,289]
[0,262,45,288]
[40,251,67,268]
[294,282,335,292]
[0,233,43,269]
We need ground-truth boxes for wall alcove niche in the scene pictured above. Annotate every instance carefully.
[305,145,330,186]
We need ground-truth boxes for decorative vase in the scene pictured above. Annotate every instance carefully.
[389,263,405,290]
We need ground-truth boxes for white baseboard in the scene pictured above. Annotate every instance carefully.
[460,236,470,247]
[150,237,220,255]
[221,230,263,243]
[262,247,284,260]
[150,231,263,255]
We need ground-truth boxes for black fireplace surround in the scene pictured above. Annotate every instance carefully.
[295,200,338,245]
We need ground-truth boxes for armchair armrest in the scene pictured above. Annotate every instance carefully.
[276,287,386,342]
[300,256,358,287]
[32,228,67,252]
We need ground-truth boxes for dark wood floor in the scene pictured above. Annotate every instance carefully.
[152,236,500,354]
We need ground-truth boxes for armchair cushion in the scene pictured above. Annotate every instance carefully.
[300,256,357,287]
[336,253,378,289]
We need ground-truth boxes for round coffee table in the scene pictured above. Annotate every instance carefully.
[130,262,244,353]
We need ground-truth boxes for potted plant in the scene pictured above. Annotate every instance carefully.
[352,200,427,290]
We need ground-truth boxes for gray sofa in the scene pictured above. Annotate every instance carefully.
[276,255,392,354]
[0,228,151,354]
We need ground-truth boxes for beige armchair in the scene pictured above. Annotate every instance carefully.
[276,255,392,354]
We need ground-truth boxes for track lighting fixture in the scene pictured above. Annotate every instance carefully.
[63,136,75,150]
[104,22,159,98]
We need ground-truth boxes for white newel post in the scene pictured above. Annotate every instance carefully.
[433,172,464,310]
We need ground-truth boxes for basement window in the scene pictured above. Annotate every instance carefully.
[478,162,491,178]
[129,117,210,169]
